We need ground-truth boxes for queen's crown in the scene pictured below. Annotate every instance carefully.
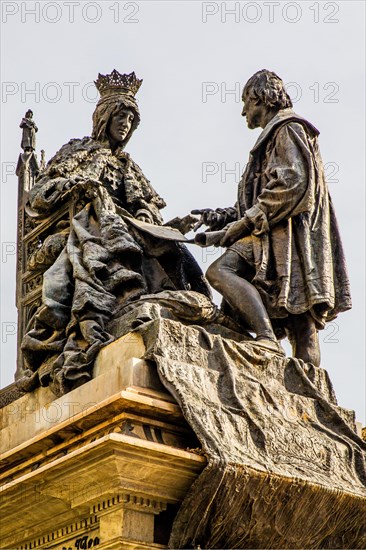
[95,70,143,98]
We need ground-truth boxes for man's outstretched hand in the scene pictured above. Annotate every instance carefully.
[191,208,223,231]
[220,217,251,247]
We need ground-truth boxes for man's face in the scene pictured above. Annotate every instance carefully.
[108,108,134,144]
[241,88,265,129]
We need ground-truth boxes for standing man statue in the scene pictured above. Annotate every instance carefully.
[20,109,38,151]
[193,69,351,366]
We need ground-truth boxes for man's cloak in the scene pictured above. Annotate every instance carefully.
[230,109,351,329]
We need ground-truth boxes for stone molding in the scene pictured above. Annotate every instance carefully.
[0,345,206,549]
[0,434,205,548]
[16,516,98,550]
[92,493,167,516]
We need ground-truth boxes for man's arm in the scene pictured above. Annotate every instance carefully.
[192,206,238,231]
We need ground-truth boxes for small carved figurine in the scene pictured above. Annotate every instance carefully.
[20,109,38,151]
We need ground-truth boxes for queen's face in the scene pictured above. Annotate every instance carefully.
[108,108,134,144]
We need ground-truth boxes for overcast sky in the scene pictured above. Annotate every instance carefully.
[1,0,365,424]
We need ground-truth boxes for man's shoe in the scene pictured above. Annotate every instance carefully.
[252,338,286,356]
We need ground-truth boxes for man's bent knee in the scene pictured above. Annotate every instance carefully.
[206,259,222,290]
[206,251,244,291]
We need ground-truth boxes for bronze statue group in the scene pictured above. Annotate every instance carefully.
[18,69,351,396]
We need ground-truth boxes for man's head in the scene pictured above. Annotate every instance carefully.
[25,109,33,119]
[242,70,292,129]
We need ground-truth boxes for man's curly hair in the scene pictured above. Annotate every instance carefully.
[244,70,293,110]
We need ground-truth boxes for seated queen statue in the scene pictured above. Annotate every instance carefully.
[18,70,211,396]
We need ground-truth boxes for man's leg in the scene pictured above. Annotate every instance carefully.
[206,250,276,342]
[286,312,321,367]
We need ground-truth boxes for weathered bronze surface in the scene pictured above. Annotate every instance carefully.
[193,70,352,367]
[8,69,364,549]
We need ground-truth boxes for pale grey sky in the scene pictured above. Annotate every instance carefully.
[1,1,365,423]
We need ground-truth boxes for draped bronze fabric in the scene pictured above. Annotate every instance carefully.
[133,312,366,549]
[19,138,209,395]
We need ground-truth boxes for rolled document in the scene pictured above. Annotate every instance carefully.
[194,230,226,247]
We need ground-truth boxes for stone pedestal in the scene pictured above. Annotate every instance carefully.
[0,333,205,549]
[2,321,365,549]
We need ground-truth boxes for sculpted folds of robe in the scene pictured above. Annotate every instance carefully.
[20,137,209,395]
